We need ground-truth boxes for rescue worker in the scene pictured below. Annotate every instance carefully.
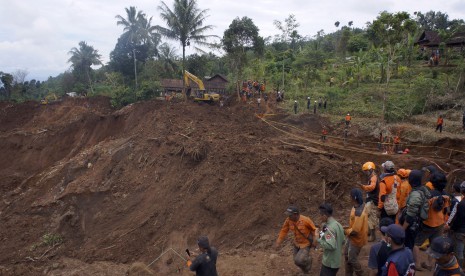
[275,205,316,274]
[422,165,438,190]
[187,236,218,276]
[368,218,395,276]
[294,100,298,114]
[307,97,311,110]
[317,203,345,276]
[345,113,351,127]
[397,169,412,212]
[378,161,401,221]
[314,101,317,114]
[380,224,415,275]
[393,135,401,153]
[427,236,465,275]
[445,181,465,268]
[321,127,328,142]
[436,115,444,133]
[360,161,379,242]
[415,172,450,271]
[344,188,368,276]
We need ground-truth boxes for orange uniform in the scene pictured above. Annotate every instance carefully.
[423,195,450,227]
[378,174,401,209]
[361,174,378,193]
[345,115,351,122]
[397,178,412,209]
[437,117,444,125]
[277,215,316,248]
[345,205,368,247]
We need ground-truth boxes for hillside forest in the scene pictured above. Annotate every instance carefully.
[1,2,465,123]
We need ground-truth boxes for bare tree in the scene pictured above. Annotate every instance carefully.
[12,69,28,84]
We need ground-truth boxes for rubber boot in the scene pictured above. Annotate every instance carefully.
[368,229,376,242]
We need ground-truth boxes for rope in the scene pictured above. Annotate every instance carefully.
[147,247,187,267]
[262,117,465,157]
[259,117,464,161]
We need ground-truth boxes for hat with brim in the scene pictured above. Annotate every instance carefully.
[284,205,299,216]
[427,247,445,259]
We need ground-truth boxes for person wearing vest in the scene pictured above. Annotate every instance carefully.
[428,236,465,275]
[344,188,368,276]
[380,224,415,275]
[368,217,395,276]
[317,203,345,276]
[436,115,444,133]
[415,172,450,271]
[345,113,351,127]
[397,169,412,211]
[378,161,401,221]
[446,181,465,269]
[275,205,317,274]
[360,161,380,242]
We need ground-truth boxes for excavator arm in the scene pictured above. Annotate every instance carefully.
[183,70,205,91]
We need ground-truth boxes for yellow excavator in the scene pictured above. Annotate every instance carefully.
[40,93,58,105]
[183,70,220,103]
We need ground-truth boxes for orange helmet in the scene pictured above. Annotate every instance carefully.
[362,162,376,171]
[397,169,411,178]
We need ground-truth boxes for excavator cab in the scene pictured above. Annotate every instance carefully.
[184,71,220,104]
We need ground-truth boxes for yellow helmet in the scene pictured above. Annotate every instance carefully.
[362,162,376,171]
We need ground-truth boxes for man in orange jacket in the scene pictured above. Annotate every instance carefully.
[345,188,368,276]
[360,161,379,242]
[436,115,444,133]
[378,161,401,221]
[345,113,351,127]
[275,205,317,274]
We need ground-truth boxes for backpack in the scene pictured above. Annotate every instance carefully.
[384,176,399,215]
[418,188,430,221]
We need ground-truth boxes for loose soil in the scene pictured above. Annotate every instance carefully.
[0,96,464,275]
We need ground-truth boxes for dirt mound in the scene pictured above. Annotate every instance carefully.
[0,97,463,275]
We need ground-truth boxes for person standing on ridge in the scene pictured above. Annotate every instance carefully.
[345,113,351,127]
[360,162,380,242]
[314,101,317,114]
[317,203,345,276]
[275,205,317,274]
[294,100,298,114]
[307,97,311,110]
[436,115,444,133]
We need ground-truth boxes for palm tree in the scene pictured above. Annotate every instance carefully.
[157,0,216,97]
[158,43,179,77]
[116,6,160,91]
[68,41,102,93]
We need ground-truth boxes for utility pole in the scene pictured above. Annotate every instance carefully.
[133,48,138,101]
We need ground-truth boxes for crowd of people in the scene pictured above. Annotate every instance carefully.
[274,161,465,276]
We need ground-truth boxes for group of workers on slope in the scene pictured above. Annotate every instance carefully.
[274,161,465,276]
[293,96,328,115]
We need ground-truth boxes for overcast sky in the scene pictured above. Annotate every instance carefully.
[1,0,465,81]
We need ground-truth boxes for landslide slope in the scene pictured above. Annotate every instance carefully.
[0,97,463,275]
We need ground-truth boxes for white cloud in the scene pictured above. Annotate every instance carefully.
[0,0,463,81]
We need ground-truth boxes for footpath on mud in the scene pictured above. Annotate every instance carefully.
[0,96,464,275]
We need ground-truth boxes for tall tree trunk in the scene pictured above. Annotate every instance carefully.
[86,69,94,94]
[133,48,138,101]
[182,45,186,101]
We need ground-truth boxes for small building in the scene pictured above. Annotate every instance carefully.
[415,30,441,48]
[161,74,229,95]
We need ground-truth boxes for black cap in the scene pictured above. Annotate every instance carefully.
[408,170,423,188]
[379,217,395,234]
[381,224,405,242]
[427,236,454,259]
[318,203,333,216]
[284,205,299,216]
[197,236,210,249]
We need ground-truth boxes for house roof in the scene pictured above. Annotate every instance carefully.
[415,30,441,46]
[206,74,229,82]
[447,32,465,45]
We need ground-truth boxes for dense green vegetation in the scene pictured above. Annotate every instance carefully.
[1,4,464,122]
